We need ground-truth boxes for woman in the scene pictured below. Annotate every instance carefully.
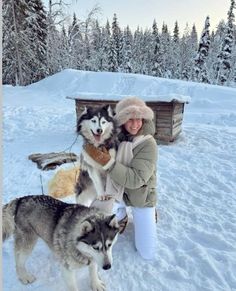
[85,96,158,260]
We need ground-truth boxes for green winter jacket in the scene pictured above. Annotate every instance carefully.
[108,120,157,207]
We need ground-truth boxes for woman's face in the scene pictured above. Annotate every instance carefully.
[124,118,143,135]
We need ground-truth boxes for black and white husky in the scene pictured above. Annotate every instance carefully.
[75,105,118,206]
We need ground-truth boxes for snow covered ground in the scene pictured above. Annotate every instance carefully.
[3,70,236,291]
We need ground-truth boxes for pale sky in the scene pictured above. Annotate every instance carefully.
[49,0,229,35]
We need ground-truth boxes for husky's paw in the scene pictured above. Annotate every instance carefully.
[91,278,106,291]
[19,272,36,284]
[98,195,112,201]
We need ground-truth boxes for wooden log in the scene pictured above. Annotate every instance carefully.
[172,127,182,137]
[174,107,184,114]
[172,114,183,124]
[156,117,172,122]
[173,105,183,111]
[156,127,172,135]
[156,123,171,128]
[156,116,172,123]
[154,105,173,111]
[173,120,183,129]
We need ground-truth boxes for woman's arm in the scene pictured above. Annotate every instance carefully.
[108,138,157,189]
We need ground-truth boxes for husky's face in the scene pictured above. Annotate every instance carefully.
[76,214,119,270]
[77,105,115,147]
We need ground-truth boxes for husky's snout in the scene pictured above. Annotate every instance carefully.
[96,128,103,134]
[101,252,113,270]
[103,263,111,270]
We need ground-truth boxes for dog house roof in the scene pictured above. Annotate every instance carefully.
[67,93,191,104]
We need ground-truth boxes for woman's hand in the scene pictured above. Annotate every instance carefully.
[85,144,111,166]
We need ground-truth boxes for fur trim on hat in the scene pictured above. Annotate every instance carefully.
[115,97,154,126]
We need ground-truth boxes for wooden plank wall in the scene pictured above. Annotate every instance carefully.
[75,99,184,142]
[172,103,184,140]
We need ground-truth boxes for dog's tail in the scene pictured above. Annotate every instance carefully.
[2,198,19,242]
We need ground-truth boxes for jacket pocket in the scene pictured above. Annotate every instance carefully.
[126,185,149,207]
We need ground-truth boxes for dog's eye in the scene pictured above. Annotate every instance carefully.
[91,120,96,123]
[101,121,106,124]
[93,245,100,251]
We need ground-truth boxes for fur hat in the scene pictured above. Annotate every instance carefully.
[115,96,154,126]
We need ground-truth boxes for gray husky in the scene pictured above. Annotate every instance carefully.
[75,105,118,206]
[2,195,119,291]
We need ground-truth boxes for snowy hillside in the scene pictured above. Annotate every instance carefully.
[3,70,236,291]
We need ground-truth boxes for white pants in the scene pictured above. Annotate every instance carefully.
[113,201,157,260]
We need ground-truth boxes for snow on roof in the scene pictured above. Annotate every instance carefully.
[67,92,191,103]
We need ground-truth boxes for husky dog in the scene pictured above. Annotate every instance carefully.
[75,105,118,206]
[2,195,119,291]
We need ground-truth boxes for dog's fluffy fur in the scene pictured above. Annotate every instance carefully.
[75,105,118,206]
[48,166,80,198]
[2,195,119,291]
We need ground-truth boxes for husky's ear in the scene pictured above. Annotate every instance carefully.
[77,106,89,132]
[107,214,119,228]
[107,105,114,118]
[76,123,81,133]
[80,220,93,234]
[103,105,114,118]
[79,106,93,118]
[80,106,88,117]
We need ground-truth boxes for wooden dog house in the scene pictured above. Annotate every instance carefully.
[67,94,189,143]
